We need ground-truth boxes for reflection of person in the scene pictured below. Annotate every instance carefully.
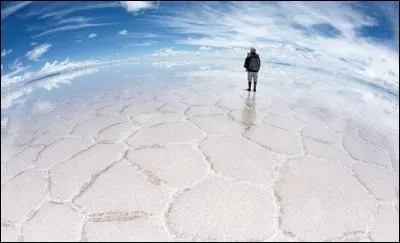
[243,47,261,92]
[242,92,257,128]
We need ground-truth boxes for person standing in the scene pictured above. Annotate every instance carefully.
[243,47,261,92]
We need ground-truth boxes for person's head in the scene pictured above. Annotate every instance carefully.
[250,47,256,53]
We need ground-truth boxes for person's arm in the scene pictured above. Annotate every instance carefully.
[257,56,261,67]
[244,57,249,69]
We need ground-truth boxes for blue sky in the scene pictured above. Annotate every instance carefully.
[1,1,399,110]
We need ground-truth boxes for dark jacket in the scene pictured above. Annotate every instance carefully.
[244,53,261,72]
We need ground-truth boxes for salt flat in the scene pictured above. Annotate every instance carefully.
[1,68,398,242]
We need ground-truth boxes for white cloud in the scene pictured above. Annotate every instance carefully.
[1,86,33,109]
[56,16,91,25]
[0,59,104,109]
[1,1,32,20]
[127,41,158,46]
[39,2,120,19]
[88,33,97,39]
[33,23,113,38]
[39,68,99,90]
[156,2,398,94]
[31,42,37,46]
[120,1,156,13]
[25,43,52,61]
[119,29,129,35]
[0,56,138,109]
[1,49,13,57]
[9,58,24,70]
[199,46,212,50]
[26,16,92,32]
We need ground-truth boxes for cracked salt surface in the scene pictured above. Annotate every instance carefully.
[84,216,170,242]
[21,202,82,242]
[166,177,275,241]
[275,156,377,241]
[1,72,398,241]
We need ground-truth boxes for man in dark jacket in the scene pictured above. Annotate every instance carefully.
[243,47,261,92]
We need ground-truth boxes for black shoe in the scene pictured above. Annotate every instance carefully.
[246,88,251,91]
[253,89,256,92]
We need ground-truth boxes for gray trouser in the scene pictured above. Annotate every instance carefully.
[247,71,258,83]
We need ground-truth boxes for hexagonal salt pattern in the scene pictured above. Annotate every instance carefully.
[274,156,377,241]
[84,216,170,242]
[1,77,398,241]
[166,177,275,241]
[74,161,172,215]
[126,122,203,148]
[200,135,285,185]
[126,144,209,188]
[243,124,303,155]
[1,170,47,222]
[21,202,82,242]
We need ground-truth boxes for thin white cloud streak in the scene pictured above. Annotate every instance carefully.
[128,33,172,39]
[26,16,92,32]
[126,41,158,46]
[39,2,120,19]
[56,16,91,25]
[1,1,32,20]
[1,49,13,57]
[120,1,156,13]
[33,23,113,38]
[17,2,71,19]
[199,46,212,50]
[25,43,52,61]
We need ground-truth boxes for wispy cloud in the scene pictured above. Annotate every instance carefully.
[25,43,52,61]
[39,2,120,19]
[88,33,97,39]
[0,57,139,109]
[33,23,113,38]
[1,1,32,20]
[120,1,156,13]
[119,29,129,35]
[128,33,172,39]
[1,49,13,57]
[199,46,212,50]
[55,16,91,25]
[17,2,71,19]
[9,58,24,70]
[1,86,33,109]
[26,16,92,32]
[154,2,398,92]
[126,41,158,46]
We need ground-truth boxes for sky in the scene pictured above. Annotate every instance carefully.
[0,1,399,110]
